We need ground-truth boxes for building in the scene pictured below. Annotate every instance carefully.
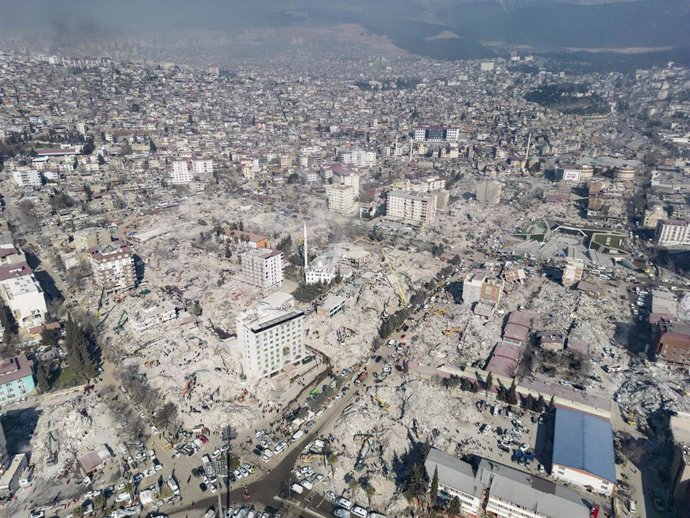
[305,257,337,285]
[11,169,42,188]
[78,444,113,475]
[555,165,581,183]
[88,241,137,293]
[643,201,667,229]
[476,180,502,204]
[562,258,584,287]
[240,248,283,289]
[463,272,485,306]
[330,165,360,197]
[414,126,460,143]
[73,227,112,253]
[0,354,35,404]
[614,164,636,181]
[551,408,616,497]
[424,448,590,518]
[670,412,690,514]
[128,304,177,333]
[0,421,7,470]
[394,177,445,193]
[224,230,269,249]
[340,149,375,168]
[424,448,483,517]
[657,320,690,365]
[322,295,345,318]
[0,454,28,498]
[0,241,26,266]
[386,189,437,224]
[463,271,503,307]
[236,293,305,379]
[0,263,47,329]
[325,184,357,215]
[170,158,213,184]
[656,220,690,247]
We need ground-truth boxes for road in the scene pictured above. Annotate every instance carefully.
[165,346,395,517]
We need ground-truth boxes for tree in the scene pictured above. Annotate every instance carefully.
[448,496,462,516]
[84,183,93,202]
[430,466,439,503]
[35,360,51,393]
[484,372,493,394]
[364,483,376,505]
[93,494,105,511]
[348,477,359,495]
[191,301,203,317]
[73,506,84,518]
[149,139,157,153]
[507,380,519,405]
[82,138,95,155]
[229,454,241,471]
[97,153,105,166]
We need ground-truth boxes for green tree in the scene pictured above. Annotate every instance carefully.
[191,301,203,317]
[40,327,58,347]
[97,153,105,166]
[35,360,51,393]
[149,139,157,153]
[93,493,105,510]
[348,477,359,495]
[82,138,95,155]
[430,465,439,503]
[228,453,241,471]
[484,372,493,394]
[448,496,462,515]
[507,380,518,405]
[73,506,84,518]
[365,483,376,505]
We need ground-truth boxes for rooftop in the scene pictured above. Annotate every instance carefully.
[552,407,616,483]
[0,354,33,386]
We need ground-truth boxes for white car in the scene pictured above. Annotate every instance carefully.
[315,409,325,418]
[255,430,265,438]
[300,479,313,490]
[212,448,222,458]
[274,441,287,453]
[336,497,353,510]
[334,509,351,518]
[209,483,218,493]
[290,483,304,494]
[351,506,368,518]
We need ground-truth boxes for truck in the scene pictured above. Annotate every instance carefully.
[291,430,305,442]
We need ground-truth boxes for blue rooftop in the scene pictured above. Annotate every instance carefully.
[552,408,616,483]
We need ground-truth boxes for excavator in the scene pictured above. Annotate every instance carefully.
[443,327,462,336]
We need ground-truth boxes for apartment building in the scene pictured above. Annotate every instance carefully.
[240,248,284,289]
[656,220,690,247]
[386,189,437,224]
[414,126,460,143]
[463,271,503,307]
[11,169,42,188]
[424,448,590,518]
[0,355,35,404]
[88,241,137,293]
[73,227,112,253]
[0,262,47,329]
[170,158,214,184]
[340,149,375,168]
[236,293,305,379]
[326,184,356,215]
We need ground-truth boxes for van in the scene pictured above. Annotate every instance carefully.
[629,499,636,514]
[274,441,287,453]
[290,483,304,494]
[292,430,305,442]
[351,505,368,518]
[336,497,353,510]
[300,479,313,490]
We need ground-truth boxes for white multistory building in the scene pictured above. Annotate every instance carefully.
[325,184,356,215]
[656,220,690,247]
[386,189,437,224]
[414,126,460,143]
[170,158,214,184]
[236,293,305,379]
[12,170,42,188]
[240,249,284,289]
[340,149,376,168]
[0,263,47,329]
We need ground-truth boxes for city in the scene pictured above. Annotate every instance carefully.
[0,2,689,518]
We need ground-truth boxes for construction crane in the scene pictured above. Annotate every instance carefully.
[382,250,409,307]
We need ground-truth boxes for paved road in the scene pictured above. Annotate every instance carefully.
[166,348,395,517]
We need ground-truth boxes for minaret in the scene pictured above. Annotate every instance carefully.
[303,222,308,272]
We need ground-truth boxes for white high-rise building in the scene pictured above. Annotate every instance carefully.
[326,184,356,215]
[170,159,214,184]
[656,220,690,247]
[240,249,283,289]
[12,170,42,188]
[236,293,305,379]
[386,189,437,224]
[0,263,47,329]
[340,149,376,168]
